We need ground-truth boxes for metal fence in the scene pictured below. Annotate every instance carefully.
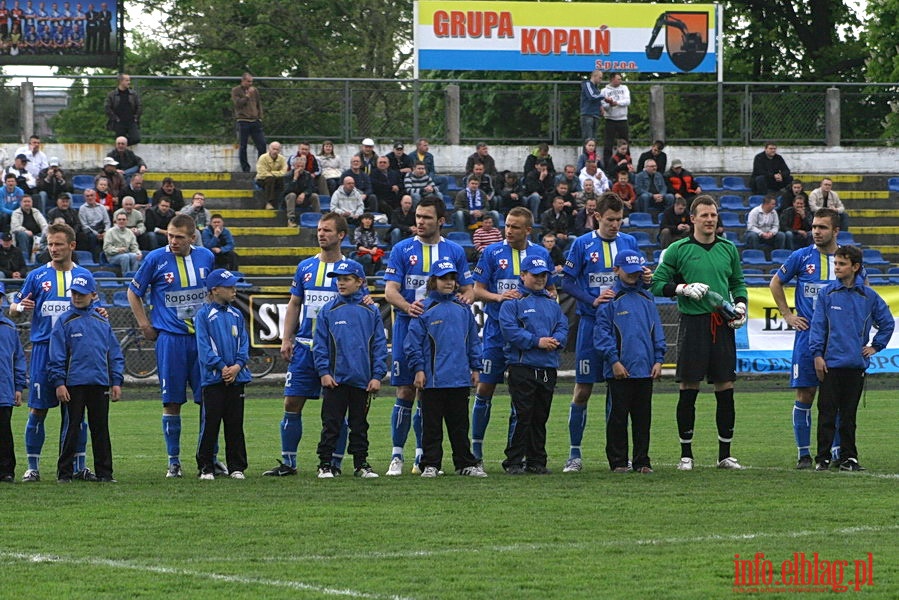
[4,75,898,146]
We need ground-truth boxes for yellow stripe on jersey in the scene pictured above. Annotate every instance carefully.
[820,253,829,280]
[314,260,327,287]
[603,240,613,269]
[175,256,195,333]
[56,269,65,297]
[423,244,433,273]
[513,248,521,275]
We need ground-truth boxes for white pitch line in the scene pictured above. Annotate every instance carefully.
[187,524,899,564]
[0,551,414,600]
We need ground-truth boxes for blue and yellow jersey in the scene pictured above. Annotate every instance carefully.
[473,240,549,319]
[563,230,638,315]
[15,262,94,343]
[384,236,472,314]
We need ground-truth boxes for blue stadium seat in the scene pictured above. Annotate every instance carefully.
[630,231,657,249]
[741,267,767,286]
[718,212,742,228]
[318,197,331,212]
[724,231,745,248]
[112,290,131,307]
[445,177,461,192]
[741,249,769,265]
[862,249,889,266]
[299,213,321,228]
[71,193,85,209]
[74,250,97,266]
[92,270,121,288]
[72,175,94,191]
[837,231,856,245]
[719,195,747,212]
[888,177,899,192]
[695,176,720,192]
[747,195,764,208]
[627,212,654,228]
[723,176,750,192]
[447,231,474,247]
[770,249,792,264]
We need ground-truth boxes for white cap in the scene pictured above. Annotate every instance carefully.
[103,157,119,166]
[361,138,375,146]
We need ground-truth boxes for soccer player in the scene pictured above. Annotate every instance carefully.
[559,192,641,473]
[11,223,94,482]
[471,206,550,461]
[383,196,474,475]
[769,208,856,469]
[650,195,748,471]
[127,214,215,478]
[262,212,355,477]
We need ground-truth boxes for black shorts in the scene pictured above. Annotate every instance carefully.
[675,313,736,384]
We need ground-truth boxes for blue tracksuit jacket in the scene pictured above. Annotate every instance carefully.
[594,280,667,380]
[404,291,481,389]
[48,306,124,388]
[0,315,26,406]
[195,301,252,388]
[313,289,388,389]
[499,285,568,369]
[809,280,894,370]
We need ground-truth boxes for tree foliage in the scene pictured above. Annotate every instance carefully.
[864,0,899,141]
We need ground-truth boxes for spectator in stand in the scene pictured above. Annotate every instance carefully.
[465,143,498,179]
[94,176,117,215]
[331,176,365,226]
[15,135,49,180]
[665,159,702,203]
[403,161,439,206]
[232,72,265,173]
[340,155,379,213]
[525,160,554,216]
[113,196,151,251]
[11,195,47,260]
[465,162,496,204]
[5,154,36,194]
[637,140,668,174]
[0,173,24,231]
[389,194,416,246]
[106,136,147,182]
[371,156,404,212]
[472,214,503,254]
[751,141,792,194]
[286,142,321,186]
[78,188,110,261]
[36,157,71,214]
[606,139,634,180]
[601,73,631,166]
[0,232,26,279]
[144,196,175,249]
[119,173,149,209]
[579,159,611,194]
[777,180,805,213]
[318,140,343,196]
[555,165,583,201]
[658,196,692,249]
[352,213,382,276]
[47,193,91,253]
[202,214,238,271]
[635,159,674,215]
[807,177,849,231]
[356,138,378,175]
[498,170,529,215]
[413,138,445,190]
[152,176,185,211]
[580,70,604,142]
[103,211,142,273]
[388,142,415,175]
[611,168,636,217]
[573,197,599,236]
[780,195,813,250]
[581,178,600,208]
[576,138,601,174]
[105,73,142,145]
[540,196,572,249]
[284,159,320,227]
[745,194,786,257]
[255,141,287,211]
[97,157,126,199]
[523,143,556,178]
[542,233,565,273]
[180,192,213,237]
[546,180,577,216]
[454,176,500,234]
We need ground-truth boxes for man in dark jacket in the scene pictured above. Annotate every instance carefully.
[0,232,26,279]
[779,195,813,250]
[751,142,792,194]
[104,73,142,144]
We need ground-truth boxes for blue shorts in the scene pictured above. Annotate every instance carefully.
[157,331,202,405]
[390,317,414,387]
[575,315,603,384]
[28,342,58,410]
[791,330,818,388]
[284,342,321,399]
[479,319,506,385]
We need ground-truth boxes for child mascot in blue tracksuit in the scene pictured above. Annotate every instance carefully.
[313,259,387,479]
[499,254,568,474]
[405,260,486,478]
[195,268,253,480]
[594,249,666,474]
[48,273,124,482]
[0,282,27,483]
[809,245,893,472]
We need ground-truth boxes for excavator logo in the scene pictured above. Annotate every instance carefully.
[645,11,708,72]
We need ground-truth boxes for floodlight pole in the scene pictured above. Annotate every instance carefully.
[716,3,724,146]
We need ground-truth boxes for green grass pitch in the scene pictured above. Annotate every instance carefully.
[2,384,896,599]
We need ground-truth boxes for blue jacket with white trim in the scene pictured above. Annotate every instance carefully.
[314,289,388,388]
[405,291,481,389]
[0,315,26,406]
[594,279,666,380]
[499,285,568,369]
[48,306,124,388]
[195,300,252,388]
[809,280,894,370]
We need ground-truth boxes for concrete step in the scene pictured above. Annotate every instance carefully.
[237,247,317,266]
[239,265,302,276]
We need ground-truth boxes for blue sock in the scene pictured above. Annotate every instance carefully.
[471,394,492,460]
[390,399,413,459]
[74,419,88,473]
[162,414,182,465]
[568,403,587,460]
[792,401,812,458]
[332,418,348,469]
[25,412,46,471]
[412,406,423,466]
[832,413,842,460]
[280,412,302,468]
